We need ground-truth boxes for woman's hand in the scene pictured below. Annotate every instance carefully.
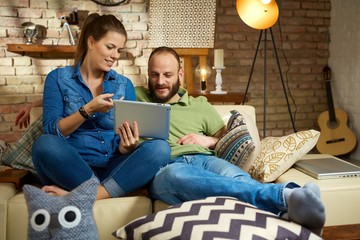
[84,93,115,115]
[58,93,116,137]
[118,121,139,154]
[177,133,219,149]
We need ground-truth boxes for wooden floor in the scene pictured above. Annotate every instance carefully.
[322,224,360,239]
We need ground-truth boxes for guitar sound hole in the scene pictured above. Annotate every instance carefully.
[326,138,345,144]
[327,119,338,129]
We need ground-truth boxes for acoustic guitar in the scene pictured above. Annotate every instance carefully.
[316,65,357,156]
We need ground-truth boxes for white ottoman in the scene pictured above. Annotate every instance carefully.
[276,154,360,226]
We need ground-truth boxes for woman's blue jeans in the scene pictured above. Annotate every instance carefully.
[32,134,171,197]
[150,154,299,214]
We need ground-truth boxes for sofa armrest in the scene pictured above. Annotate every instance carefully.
[212,105,256,124]
[0,183,19,240]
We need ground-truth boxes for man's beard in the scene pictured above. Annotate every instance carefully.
[148,79,180,103]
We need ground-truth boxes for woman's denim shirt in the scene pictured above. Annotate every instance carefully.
[42,64,136,167]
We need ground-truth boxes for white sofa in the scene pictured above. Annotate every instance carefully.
[276,154,360,227]
[0,105,359,240]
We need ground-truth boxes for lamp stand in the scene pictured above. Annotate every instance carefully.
[242,28,296,137]
[211,66,227,94]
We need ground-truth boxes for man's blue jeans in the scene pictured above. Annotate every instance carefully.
[150,154,298,214]
[32,134,171,197]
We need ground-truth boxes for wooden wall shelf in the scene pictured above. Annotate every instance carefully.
[6,44,249,104]
[7,44,76,53]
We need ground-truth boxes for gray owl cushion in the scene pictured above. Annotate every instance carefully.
[23,177,99,240]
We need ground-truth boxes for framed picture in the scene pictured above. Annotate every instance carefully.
[149,0,217,48]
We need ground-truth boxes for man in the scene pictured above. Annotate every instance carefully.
[135,46,325,235]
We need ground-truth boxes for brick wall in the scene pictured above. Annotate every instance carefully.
[0,0,150,142]
[0,0,331,143]
[214,0,331,137]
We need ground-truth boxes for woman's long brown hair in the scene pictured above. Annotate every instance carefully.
[73,13,127,67]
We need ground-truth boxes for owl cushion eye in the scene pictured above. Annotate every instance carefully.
[58,206,82,228]
[30,209,50,232]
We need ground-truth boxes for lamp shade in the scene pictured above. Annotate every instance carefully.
[236,0,279,30]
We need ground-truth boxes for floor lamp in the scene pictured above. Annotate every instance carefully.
[236,0,296,137]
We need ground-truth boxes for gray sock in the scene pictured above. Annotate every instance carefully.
[285,185,325,236]
[303,182,321,198]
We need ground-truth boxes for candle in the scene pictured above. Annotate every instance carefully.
[214,49,224,68]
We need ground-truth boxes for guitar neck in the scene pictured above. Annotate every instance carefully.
[325,79,337,123]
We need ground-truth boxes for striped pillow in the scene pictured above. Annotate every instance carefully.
[113,196,321,240]
[215,110,255,168]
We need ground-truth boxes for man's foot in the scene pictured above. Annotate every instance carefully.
[41,185,69,196]
[303,182,321,198]
[285,184,325,236]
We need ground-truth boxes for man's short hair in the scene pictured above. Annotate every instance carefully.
[148,47,181,70]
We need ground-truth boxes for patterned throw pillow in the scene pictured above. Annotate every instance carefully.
[215,110,255,168]
[0,140,10,156]
[245,130,320,182]
[113,196,321,240]
[0,116,43,174]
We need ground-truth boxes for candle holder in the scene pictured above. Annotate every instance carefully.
[22,22,38,45]
[210,66,227,94]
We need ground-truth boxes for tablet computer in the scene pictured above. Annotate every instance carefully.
[113,100,171,139]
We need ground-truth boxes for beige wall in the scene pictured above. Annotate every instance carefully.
[0,0,333,145]
[329,0,360,160]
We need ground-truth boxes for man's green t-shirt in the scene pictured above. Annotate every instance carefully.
[135,86,225,159]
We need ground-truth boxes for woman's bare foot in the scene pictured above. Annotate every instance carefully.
[41,184,110,200]
[41,185,69,196]
[96,185,111,200]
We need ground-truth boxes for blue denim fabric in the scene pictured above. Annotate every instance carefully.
[32,134,171,197]
[150,154,299,214]
[42,64,136,167]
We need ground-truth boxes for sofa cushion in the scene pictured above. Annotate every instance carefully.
[114,196,321,240]
[215,110,255,168]
[245,130,320,182]
[0,116,42,174]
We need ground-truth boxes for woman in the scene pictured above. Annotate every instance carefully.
[32,13,170,200]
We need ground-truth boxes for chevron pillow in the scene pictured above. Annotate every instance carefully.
[113,197,321,240]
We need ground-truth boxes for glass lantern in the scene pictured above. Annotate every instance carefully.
[195,64,212,92]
